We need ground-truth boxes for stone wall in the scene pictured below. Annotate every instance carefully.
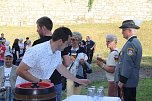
[0,0,151,26]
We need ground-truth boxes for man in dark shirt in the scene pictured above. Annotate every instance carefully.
[32,16,70,101]
[86,35,96,64]
[0,33,6,41]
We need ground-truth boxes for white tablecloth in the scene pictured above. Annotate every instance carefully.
[63,95,121,101]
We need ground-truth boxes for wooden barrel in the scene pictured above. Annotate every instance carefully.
[14,82,56,101]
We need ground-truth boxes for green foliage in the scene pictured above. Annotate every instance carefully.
[88,0,94,11]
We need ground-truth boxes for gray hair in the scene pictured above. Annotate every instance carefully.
[106,34,117,42]
[72,32,82,42]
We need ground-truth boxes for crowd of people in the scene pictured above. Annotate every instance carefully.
[0,17,142,101]
[0,33,31,66]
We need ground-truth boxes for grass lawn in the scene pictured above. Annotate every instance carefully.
[0,20,152,57]
[61,78,152,101]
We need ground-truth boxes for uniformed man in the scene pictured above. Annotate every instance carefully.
[115,20,142,101]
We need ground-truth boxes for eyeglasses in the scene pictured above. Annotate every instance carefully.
[71,38,77,41]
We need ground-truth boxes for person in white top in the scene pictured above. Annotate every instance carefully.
[16,27,90,86]
[5,41,11,53]
[96,34,119,96]
[18,38,25,58]
[25,40,31,51]
[66,32,88,97]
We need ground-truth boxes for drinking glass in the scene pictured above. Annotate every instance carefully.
[96,88,103,100]
[87,87,93,101]
[96,86,104,100]
[91,86,98,101]
[96,54,103,62]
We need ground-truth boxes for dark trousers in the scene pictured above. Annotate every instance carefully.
[119,87,136,101]
[87,50,94,64]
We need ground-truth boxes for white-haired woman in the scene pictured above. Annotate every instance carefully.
[66,32,88,97]
[96,34,119,97]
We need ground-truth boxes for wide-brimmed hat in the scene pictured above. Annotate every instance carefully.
[119,20,140,29]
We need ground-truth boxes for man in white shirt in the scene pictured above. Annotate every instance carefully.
[16,27,90,86]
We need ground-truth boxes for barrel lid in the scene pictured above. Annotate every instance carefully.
[16,82,54,89]
[15,82,55,95]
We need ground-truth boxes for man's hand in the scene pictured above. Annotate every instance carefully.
[77,79,90,85]
[79,59,84,64]
[41,79,51,83]
[118,81,124,88]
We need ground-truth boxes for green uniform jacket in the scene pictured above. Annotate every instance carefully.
[116,36,142,87]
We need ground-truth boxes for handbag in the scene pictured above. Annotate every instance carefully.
[84,61,92,73]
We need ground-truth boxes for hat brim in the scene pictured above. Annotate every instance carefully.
[119,25,140,29]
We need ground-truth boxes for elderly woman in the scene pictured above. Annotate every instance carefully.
[96,34,119,97]
[66,32,88,97]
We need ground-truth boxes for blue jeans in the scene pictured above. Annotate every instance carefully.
[54,83,62,101]
[0,92,13,101]
[0,60,4,66]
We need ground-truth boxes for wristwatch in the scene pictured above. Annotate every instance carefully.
[39,79,42,82]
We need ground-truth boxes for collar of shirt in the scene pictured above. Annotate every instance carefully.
[122,35,137,46]
[127,35,137,41]
[4,66,12,69]
[71,47,79,52]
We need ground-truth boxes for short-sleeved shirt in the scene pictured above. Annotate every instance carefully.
[18,43,24,55]
[86,40,95,51]
[16,41,62,85]
[32,36,68,85]
[106,48,119,81]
